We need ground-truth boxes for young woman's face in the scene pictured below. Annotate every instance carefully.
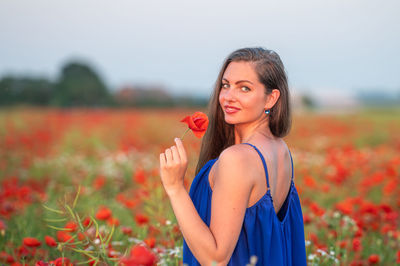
[219,61,268,125]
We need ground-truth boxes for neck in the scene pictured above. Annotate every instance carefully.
[234,119,274,145]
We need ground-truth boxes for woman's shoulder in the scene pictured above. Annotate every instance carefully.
[216,144,261,177]
[219,143,257,162]
[212,145,256,195]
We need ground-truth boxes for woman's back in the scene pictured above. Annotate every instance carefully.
[183,142,307,265]
[209,139,293,213]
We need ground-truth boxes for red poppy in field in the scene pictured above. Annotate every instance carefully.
[93,175,106,190]
[16,245,32,260]
[133,169,147,184]
[180,111,209,139]
[303,175,316,188]
[121,226,132,236]
[135,213,149,226]
[0,251,15,263]
[144,237,156,248]
[44,236,57,247]
[107,216,120,226]
[82,217,93,227]
[352,237,362,252]
[303,214,311,225]
[120,244,157,266]
[309,202,325,217]
[338,240,347,249]
[56,231,73,243]
[23,237,41,247]
[64,221,78,232]
[349,260,363,266]
[335,198,353,215]
[77,232,86,241]
[96,206,112,220]
[148,225,161,237]
[51,257,73,266]
[368,254,380,264]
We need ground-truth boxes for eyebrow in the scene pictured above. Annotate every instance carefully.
[222,78,254,85]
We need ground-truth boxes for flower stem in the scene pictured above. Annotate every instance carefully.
[181,128,190,140]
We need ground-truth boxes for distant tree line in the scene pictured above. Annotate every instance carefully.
[0,61,208,108]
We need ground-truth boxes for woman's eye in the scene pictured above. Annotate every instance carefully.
[241,86,251,92]
[222,83,229,89]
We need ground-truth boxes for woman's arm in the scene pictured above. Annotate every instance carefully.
[160,139,254,265]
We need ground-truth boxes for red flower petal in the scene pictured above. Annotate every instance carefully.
[45,236,57,247]
[23,237,41,247]
[96,206,112,220]
[180,112,209,138]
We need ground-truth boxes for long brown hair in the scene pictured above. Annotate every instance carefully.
[195,47,292,175]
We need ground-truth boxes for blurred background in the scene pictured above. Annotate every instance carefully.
[1,0,399,110]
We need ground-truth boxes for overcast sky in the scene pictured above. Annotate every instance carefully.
[1,0,399,97]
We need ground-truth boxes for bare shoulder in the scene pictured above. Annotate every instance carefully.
[213,144,258,187]
[219,143,255,163]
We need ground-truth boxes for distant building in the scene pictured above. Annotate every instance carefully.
[114,85,172,106]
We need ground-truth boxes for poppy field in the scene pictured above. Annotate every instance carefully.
[0,107,399,265]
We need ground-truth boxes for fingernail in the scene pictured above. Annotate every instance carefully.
[174,138,178,141]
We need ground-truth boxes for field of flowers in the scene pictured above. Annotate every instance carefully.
[0,107,399,265]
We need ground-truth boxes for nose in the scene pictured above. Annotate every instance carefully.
[221,86,237,102]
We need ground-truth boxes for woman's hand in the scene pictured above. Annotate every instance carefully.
[159,137,188,197]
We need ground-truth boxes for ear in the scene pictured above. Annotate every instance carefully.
[264,89,280,109]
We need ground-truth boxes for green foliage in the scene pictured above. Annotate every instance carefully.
[0,61,114,107]
[51,62,113,107]
[0,76,54,106]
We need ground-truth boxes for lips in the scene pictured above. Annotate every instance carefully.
[224,105,240,113]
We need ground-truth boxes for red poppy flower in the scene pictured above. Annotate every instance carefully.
[352,238,362,252]
[45,236,57,247]
[368,254,380,264]
[23,237,41,247]
[82,217,92,227]
[64,221,78,232]
[120,244,157,266]
[135,213,149,226]
[52,257,73,266]
[56,231,73,243]
[96,206,112,220]
[180,111,209,139]
[78,232,86,241]
[121,226,132,235]
[144,237,156,248]
[133,169,146,184]
[0,251,15,263]
[93,175,106,190]
[107,217,120,226]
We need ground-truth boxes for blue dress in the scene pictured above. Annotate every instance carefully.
[183,143,307,265]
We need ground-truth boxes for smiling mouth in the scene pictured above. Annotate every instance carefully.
[224,107,240,113]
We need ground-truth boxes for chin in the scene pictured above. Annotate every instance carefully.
[223,116,239,125]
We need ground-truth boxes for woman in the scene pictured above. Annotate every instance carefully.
[159,47,307,265]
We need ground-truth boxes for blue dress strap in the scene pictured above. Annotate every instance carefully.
[288,148,294,181]
[241,142,270,189]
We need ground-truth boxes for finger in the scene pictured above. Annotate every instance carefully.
[171,145,180,163]
[174,138,187,162]
[160,153,166,168]
[165,148,173,163]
